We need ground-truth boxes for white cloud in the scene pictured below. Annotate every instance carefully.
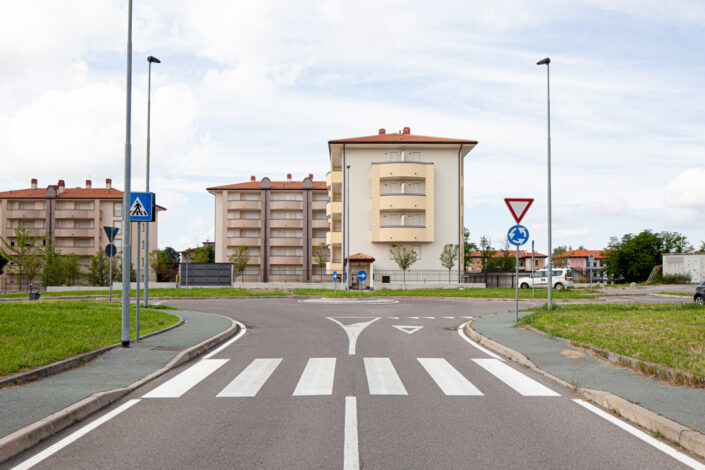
[665,168,705,207]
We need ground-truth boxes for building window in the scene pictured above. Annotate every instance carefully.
[409,152,421,162]
[76,220,93,229]
[76,239,93,248]
[244,193,259,201]
[57,201,73,210]
[113,202,122,217]
[313,192,328,201]
[389,152,399,161]
[77,201,94,210]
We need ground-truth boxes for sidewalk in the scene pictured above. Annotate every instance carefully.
[0,309,235,462]
[472,312,705,436]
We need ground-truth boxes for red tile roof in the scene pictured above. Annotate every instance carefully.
[467,250,547,259]
[329,132,477,145]
[0,187,123,199]
[554,250,610,259]
[347,252,375,262]
[208,181,326,191]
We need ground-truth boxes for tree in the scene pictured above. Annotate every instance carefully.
[41,237,66,286]
[440,244,459,281]
[191,245,215,263]
[463,228,478,272]
[478,236,494,273]
[603,229,692,283]
[229,246,250,282]
[699,241,705,253]
[63,254,83,286]
[150,249,178,282]
[163,247,179,265]
[312,243,329,281]
[391,244,418,284]
[0,227,43,291]
[88,251,112,286]
[552,245,572,268]
[0,252,7,275]
[116,253,137,282]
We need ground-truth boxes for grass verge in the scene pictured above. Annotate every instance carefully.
[519,303,705,385]
[0,301,180,377]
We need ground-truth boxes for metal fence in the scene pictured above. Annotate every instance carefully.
[373,270,462,284]
[179,263,232,286]
[463,272,533,288]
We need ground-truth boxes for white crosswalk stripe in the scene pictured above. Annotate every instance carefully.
[472,358,560,396]
[364,357,408,395]
[217,358,282,397]
[143,359,228,398]
[293,358,336,396]
[418,358,484,396]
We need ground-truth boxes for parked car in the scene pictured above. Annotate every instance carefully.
[518,268,574,290]
[695,281,705,305]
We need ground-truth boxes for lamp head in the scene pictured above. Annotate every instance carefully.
[147,56,161,64]
[536,58,550,65]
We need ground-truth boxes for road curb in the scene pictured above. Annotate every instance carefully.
[0,316,185,389]
[462,320,705,459]
[0,313,240,465]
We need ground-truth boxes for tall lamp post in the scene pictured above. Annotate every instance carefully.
[121,0,133,347]
[537,57,553,310]
[345,164,351,292]
[144,55,161,308]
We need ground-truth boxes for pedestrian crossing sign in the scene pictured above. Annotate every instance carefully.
[129,192,155,222]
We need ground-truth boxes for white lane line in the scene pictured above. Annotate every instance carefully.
[462,316,473,319]
[442,316,455,319]
[418,358,484,396]
[344,396,359,470]
[473,359,560,396]
[456,321,502,359]
[388,316,399,320]
[12,399,140,470]
[143,359,228,398]
[217,358,282,397]
[364,357,408,395]
[407,316,419,319]
[203,321,247,359]
[573,399,705,470]
[293,358,336,396]
[423,316,435,320]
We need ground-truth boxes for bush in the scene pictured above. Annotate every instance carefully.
[656,273,692,284]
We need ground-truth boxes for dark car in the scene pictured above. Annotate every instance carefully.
[695,281,705,305]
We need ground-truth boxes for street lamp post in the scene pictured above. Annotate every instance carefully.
[121,0,133,347]
[537,57,553,310]
[144,55,160,308]
[345,164,351,292]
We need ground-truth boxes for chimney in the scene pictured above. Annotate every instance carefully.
[250,175,256,182]
[286,173,292,183]
[403,126,411,135]
[105,178,112,189]
[379,128,386,135]
[58,180,65,194]
[308,173,313,179]
[31,178,37,190]
[85,179,92,189]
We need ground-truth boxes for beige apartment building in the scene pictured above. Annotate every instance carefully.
[327,127,477,287]
[208,174,329,282]
[0,178,162,291]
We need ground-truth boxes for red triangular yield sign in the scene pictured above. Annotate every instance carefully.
[504,198,534,224]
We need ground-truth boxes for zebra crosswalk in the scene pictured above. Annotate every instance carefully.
[143,356,560,399]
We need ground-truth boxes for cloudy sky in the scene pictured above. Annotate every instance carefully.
[2,0,704,254]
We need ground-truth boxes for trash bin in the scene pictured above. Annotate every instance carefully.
[29,292,41,301]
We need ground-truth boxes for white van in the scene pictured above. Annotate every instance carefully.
[518,268,574,290]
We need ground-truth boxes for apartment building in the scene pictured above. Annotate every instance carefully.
[0,178,162,291]
[327,127,477,286]
[208,174,329,282]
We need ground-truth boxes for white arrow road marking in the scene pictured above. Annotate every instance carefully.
[293,358,336,396]
[143,359,229,398]
[327,317,380,355]
[392,325,424,335]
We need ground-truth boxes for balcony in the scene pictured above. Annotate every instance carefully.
[3,227,46,237]
[57,246,96,256]
[326,231,342,245]
[373,161,432,179]
[269,256,303,265]
[372,226,431,243]
[326,170,342,188]
[226,219,261,229]
[312,236,327,246]
[270,237,303,247]
[379,194,426,211]
[6,210,46,219]
[228,237,261,247]
[227,200,261,210]
[312,219,329,229]
[326,201,342,218]
[55,209,97,219]
[312,200,327,210]
[54,228,96,237]
[270,219,303,228]
[270,200,303,210]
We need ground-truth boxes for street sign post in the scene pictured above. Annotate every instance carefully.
[356,270,367,295]
[333,271,338,296]
[505,198,534,324]
[589,253,594,289]
[103,226,119,303]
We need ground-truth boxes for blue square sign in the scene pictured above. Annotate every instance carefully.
[129,192,155,222]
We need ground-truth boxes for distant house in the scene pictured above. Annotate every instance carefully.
[553,250,609,282]
[466,250,547,273]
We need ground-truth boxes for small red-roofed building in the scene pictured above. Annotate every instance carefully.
[466,250,548,273]
[553,249,610,282]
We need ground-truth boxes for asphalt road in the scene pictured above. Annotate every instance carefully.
[4,297,702,469]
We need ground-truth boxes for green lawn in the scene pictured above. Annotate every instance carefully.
[0,301,180,377]
[519,303,705,385]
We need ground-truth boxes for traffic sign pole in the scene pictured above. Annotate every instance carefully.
[136,221,141,341]
[531,240,535,297]
[515,244,519,324]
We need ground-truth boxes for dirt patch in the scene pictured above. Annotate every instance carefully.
[560,349,585,359]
